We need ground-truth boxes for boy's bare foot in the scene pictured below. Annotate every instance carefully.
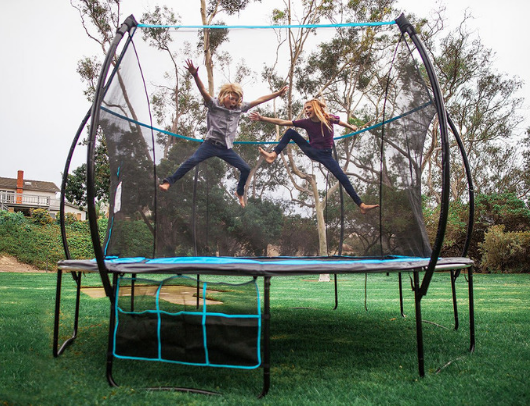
[258,147,277,164]
[235,191,246,208]
[159,182,170,192]
[359,202,379,214]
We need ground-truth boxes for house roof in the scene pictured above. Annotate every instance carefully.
[0,176,60,193]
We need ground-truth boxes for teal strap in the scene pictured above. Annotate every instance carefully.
[138,21,396,29]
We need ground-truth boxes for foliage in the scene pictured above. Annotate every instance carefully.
[65,133,110,208]
[31,208,54,225]
[63,212,78,225]
[104,218,155,258]
[277,214,319,256]
[479,225,530,273]
[0,211,106,270]
[423,192,530,269]
[225,197,284,256]
[416,10,526,204]
[423,198,469,257]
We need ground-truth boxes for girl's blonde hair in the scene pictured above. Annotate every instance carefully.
[305,98,333,132]
[218,83,244,106]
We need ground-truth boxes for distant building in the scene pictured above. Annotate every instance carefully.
[0,170,86,221]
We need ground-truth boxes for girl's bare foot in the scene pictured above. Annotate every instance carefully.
[235,191,246,208]
[359,202,379,214]
[159,182,170,192]
[258,147,277,164]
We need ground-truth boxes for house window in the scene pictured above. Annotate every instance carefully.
[38,196,50,206]
[0,190,15,204]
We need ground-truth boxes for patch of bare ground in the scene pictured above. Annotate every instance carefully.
[0,255,47,273]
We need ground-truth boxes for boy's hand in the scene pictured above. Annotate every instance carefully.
[185,59,198,77]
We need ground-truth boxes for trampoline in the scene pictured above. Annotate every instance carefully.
[54,13,475,397]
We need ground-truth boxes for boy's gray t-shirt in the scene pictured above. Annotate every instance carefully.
[204,98,251,149]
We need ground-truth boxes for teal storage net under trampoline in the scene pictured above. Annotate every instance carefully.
[113,275,261,369]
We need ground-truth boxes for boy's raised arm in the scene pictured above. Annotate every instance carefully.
[248,85,288,109]
[185,59,212,104]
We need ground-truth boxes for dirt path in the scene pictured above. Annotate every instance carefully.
[0,255,47,273]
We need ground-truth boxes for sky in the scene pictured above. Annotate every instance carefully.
[0,0,528,189]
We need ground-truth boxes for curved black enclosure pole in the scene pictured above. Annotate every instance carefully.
[396,14,451,298]
[447,114,475,257]
[60,109,91,260]
[87,15,138,299]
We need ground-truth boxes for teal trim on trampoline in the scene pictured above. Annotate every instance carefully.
[137,21,396,29]
[103,255,433,266]
[100,101,432,145]
[147,255,430,266]
[113,275,262,369]
[103,216,114,257]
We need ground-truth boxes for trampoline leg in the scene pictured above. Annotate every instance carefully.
[53,270,82,357]
[398,273,405,317]
[258,276,271,399]
[413,270,425,377]
[333,274,339,310]
[130,273,136,312]
[468,267,476,353]
[450,270,459,330]
[106,273,119,387]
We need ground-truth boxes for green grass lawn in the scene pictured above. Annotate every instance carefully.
[0,271,529,405]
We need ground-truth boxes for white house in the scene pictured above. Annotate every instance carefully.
[0,170,86,221]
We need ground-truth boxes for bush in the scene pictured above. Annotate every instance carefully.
[423,193,530,271]
[0,210,26,226]
[0,211,109,271]
[63,212,78,225]
[32,208,54,225]
[480,225,530,273]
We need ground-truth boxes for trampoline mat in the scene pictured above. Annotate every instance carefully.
[58,255,473,276]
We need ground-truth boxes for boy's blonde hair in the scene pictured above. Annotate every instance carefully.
[305,98,332,132]
[218,83,244,106]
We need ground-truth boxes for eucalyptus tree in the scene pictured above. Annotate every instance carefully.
[252,0,399,255]
[416,9,526,204]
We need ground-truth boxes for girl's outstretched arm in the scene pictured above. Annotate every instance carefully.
[249,112,293,126]
[338,120,358,132]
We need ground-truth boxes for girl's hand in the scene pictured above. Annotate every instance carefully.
[277,85,289,97]
[249,112,261,122]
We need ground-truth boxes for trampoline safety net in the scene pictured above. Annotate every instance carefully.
[90,17,436,260]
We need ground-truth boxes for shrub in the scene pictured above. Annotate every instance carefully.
[0,213,110,270]
[64,212,78,225]
[0,210,26,226]
[479,225,530,273]
[32,208,54,225]
[423,193,530,271]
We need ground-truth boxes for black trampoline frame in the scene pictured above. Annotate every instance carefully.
[54,13,477,397]
[54,256,475,397]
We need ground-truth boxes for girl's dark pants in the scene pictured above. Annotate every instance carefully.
[273,129,363,206]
